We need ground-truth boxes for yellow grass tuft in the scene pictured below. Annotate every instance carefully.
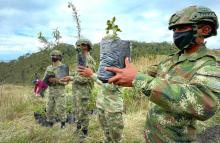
[133,55,168,73]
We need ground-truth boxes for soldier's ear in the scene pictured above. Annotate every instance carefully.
[201,25,212,37]
[59,55,63,61]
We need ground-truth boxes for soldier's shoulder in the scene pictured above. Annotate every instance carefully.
[207,53,220,63]
[197,62,220,78]
[46,65,56,73]
[199,53,220,68]
[60,63,68,67]
[166,50,182,60]
[158,53,176,65]
[46,65,53,69]
[88,54,95,60]
[88,55,96,63]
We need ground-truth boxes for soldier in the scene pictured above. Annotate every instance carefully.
[77,59,124,142]
[78,71,124,143]
[62,38,96,140]
[105,6,220,142]
[43,50,68,128]
[95,83,124,143]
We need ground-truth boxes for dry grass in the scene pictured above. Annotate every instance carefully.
[0,84,33,121]
[0,55,218,143]
[133,55,168,73]
[0,84,148,143]
[123,111,146,143]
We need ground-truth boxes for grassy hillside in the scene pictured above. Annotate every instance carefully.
[0,41,177,85]
[1,41,219,85]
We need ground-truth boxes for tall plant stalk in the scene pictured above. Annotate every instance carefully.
[68,2,81,39]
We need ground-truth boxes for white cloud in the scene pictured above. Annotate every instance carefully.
[142,11,161,19]
[0,36,39,54]
[0,0,220,61]
[206,32,220,49]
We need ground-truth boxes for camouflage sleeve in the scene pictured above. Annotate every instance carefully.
[42,65,51,81]
[132,64,158,93]
[73,55,96,84]
[87,55,96,72]
[91,73,103,86]
[69,71,76,80]
[132,73,154,95]
[133,61,219,121]
[73,73,92,84]
[193,64,220,95]
[146,64,159,77]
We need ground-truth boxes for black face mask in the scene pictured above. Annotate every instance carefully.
[52,57,59,62]
[173,30,195,51]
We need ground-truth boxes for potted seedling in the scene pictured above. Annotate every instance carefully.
[97,17,131,83]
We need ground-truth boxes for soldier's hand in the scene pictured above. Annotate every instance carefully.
[105,57,137,87]
[60,76,72,82]
[77,66,93,77]
[48,78,59,84]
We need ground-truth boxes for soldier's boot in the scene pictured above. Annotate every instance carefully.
[61,122,66,129]
[77,123,81,131]
[82,129,88,136]
[73,123,81,135]
[45,121,54,127]
[78,129,88,143]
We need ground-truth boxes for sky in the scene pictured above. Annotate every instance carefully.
[0,0,220,61]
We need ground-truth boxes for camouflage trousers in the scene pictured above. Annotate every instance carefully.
[74,96,90,132]
[72,82,93,129]
[46,86,66,123]
[98,108,124,143]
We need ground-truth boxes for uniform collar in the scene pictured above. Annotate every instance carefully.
[52,61,62,67]
[177,45,207,62]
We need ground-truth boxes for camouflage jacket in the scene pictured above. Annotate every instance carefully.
[43,62,68,87]
[96,83,123,113]
[89,73,123,113]
[71,54,96,98]
[133,45,220,142]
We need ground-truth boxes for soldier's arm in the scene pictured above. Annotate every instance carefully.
[42,66,59,85]
[73,56,97,83]
[133,61,219,121]
[62,71,83,82]
[63,71,76,81]
[146,64,158,77]
[132,64,158,94]
[42,66,49,81]
[88,56,96,72]
[42,66,52,84]
[87,57,103,85]
[77,65,103,86]
[91,73,104,86]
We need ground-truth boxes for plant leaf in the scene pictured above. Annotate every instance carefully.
[112,16,116,23]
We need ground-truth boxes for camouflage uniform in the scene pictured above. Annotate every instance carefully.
[43,53,67,124]
[133,6,220,142]
[92,74,124,143]
[72,39,96,137]
[97,84,124,143]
